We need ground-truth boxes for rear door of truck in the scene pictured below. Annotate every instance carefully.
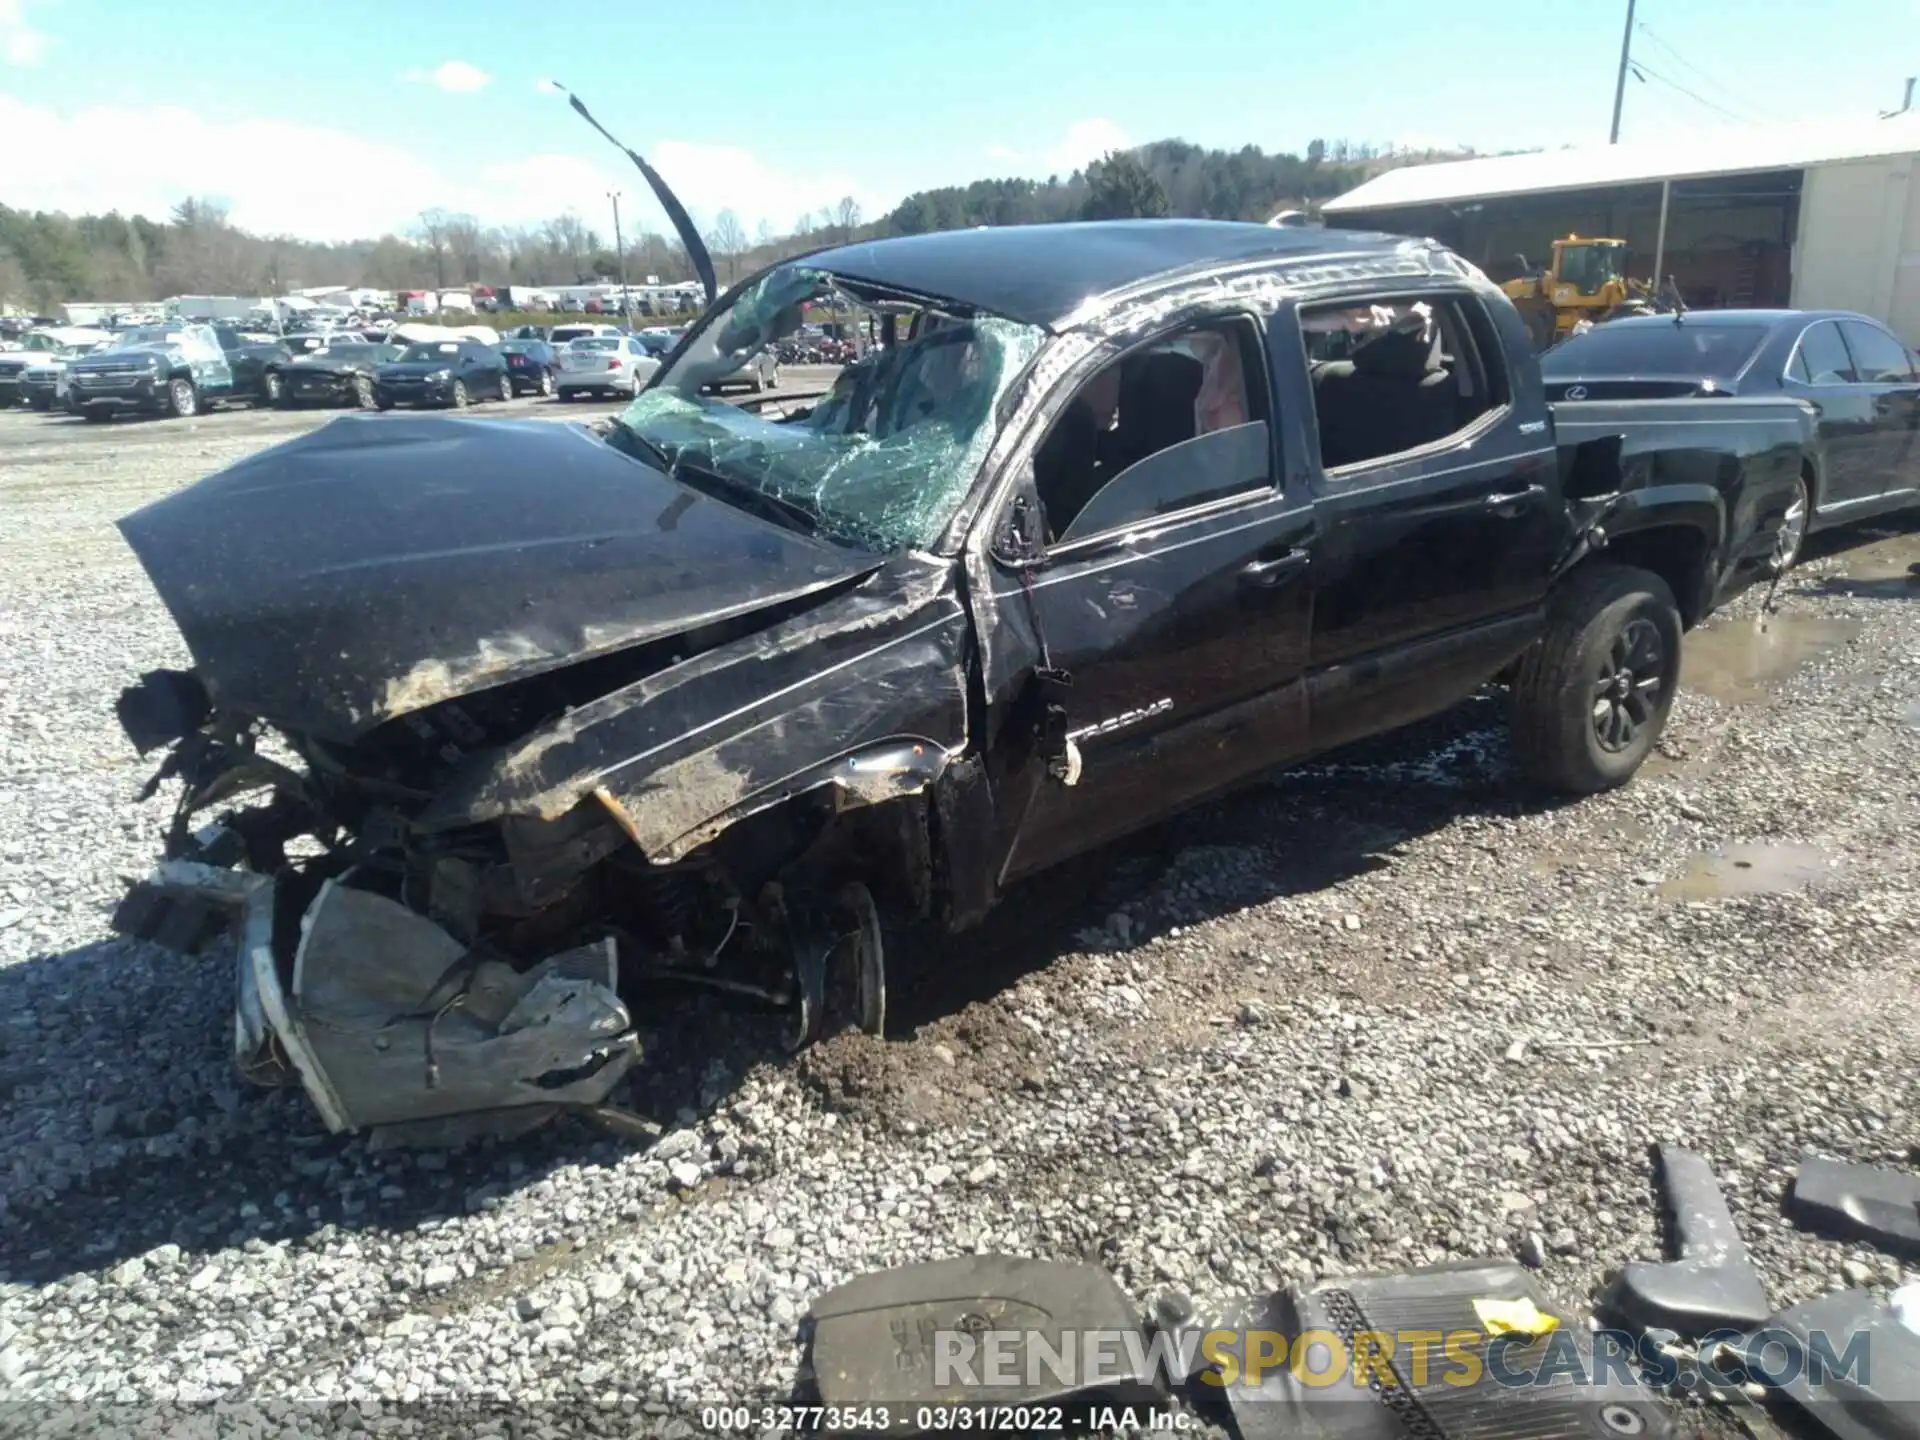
[1275,284,1567,753]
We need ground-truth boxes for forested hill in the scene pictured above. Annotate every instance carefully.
[0,136,1479,309]
[881,137,1473,231]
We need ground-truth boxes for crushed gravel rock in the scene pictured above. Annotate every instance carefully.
[3,405,1919,1428]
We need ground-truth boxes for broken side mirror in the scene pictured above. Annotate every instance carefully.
[993,491,1048,569]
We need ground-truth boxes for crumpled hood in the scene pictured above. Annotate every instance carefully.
[116,415,883,741]
[286,354,368,376]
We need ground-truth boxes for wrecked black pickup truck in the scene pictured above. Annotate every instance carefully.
[109,220,1816,1142]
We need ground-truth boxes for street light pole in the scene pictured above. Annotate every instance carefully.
[608,190,631,327]
[1608,0,1637,143]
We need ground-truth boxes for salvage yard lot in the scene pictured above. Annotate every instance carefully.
[2,400,1919,1421]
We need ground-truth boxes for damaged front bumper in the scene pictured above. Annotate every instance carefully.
[116,855,640,1141]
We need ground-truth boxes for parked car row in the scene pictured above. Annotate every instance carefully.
[3,323,795,421]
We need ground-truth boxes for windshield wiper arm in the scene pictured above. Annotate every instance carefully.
[605,418,675,470]
[671,456,821,536]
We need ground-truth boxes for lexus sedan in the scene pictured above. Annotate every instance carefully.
[1542,309,1920,568]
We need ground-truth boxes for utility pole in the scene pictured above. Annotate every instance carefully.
[608,190,631,328]
[1609,0,1637,143]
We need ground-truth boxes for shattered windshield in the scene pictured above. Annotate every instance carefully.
[612,263,1044,552]
[397,342,460,362]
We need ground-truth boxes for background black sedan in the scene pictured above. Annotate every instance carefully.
[272,342,406,409]
[373,339,511,410]
[1542,309,1920,567]
[499,340,559,397]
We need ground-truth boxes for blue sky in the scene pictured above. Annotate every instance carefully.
[2,0,1915,242]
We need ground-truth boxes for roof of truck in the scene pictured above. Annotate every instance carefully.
[803,219,1414,330]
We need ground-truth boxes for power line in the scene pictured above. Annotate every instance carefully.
[1634,25,1762,121]
[1628,59,1756,126]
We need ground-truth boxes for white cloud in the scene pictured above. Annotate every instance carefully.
[0,0,52,66]
[0,94,896,243]
[401,60,492,94]
[983,117,1130,178]
[650,140,889,232]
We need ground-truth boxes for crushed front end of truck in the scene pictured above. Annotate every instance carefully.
[104,263,1036,1145]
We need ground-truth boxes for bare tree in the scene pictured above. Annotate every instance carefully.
[542,214,594,280]
[833,196,863,242]
[441,213,484,285]
[706,209,748,283]
[413,209,451,291]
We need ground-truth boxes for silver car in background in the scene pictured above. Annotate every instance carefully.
[555,335,660,400]
[702,345,780,394]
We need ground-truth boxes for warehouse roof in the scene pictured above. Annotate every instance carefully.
[1324,114,1920,214]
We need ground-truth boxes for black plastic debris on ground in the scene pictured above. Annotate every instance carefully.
[1214,1260,1673,1440]
[1600,1144,1773,1337]
[1737,1289,1920,1440]
[1787,1154,1920,1262]
[804,1254,1163,1431]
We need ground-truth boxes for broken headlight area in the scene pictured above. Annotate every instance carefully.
[109,675,896,1144]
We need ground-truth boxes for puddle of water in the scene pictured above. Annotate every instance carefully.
[1817,573,1920,601]
[1658,842,1834,901]
[1681,615,1863,704]
[1810,530,1920,598]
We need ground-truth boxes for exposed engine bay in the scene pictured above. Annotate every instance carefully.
[113,656,906,1146]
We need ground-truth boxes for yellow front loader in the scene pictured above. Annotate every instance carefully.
[1501,237,1657,350]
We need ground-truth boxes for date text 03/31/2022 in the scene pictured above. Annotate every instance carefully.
[699,1402,1195,1432]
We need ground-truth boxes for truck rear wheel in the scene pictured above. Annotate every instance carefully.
[1510,563,1682,794]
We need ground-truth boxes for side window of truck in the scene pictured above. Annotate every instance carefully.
[1032,316,1272,546]
[1299,293,1508,473]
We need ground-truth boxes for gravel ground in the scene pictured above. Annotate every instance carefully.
[2,398,1918,1434]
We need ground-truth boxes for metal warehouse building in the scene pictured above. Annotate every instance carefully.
[1324,115,1920,343]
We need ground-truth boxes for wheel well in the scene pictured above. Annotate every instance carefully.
[1801,456,1820,516]
[1589,525,1712,627]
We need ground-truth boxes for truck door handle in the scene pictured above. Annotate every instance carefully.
[1485,485,1544,515]
[1240,549,1309,588]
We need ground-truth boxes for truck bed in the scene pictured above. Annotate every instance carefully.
[1550,393,1817,610]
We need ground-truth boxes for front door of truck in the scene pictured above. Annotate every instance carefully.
[975,315,1316,884]
[1283,288,1565,753]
